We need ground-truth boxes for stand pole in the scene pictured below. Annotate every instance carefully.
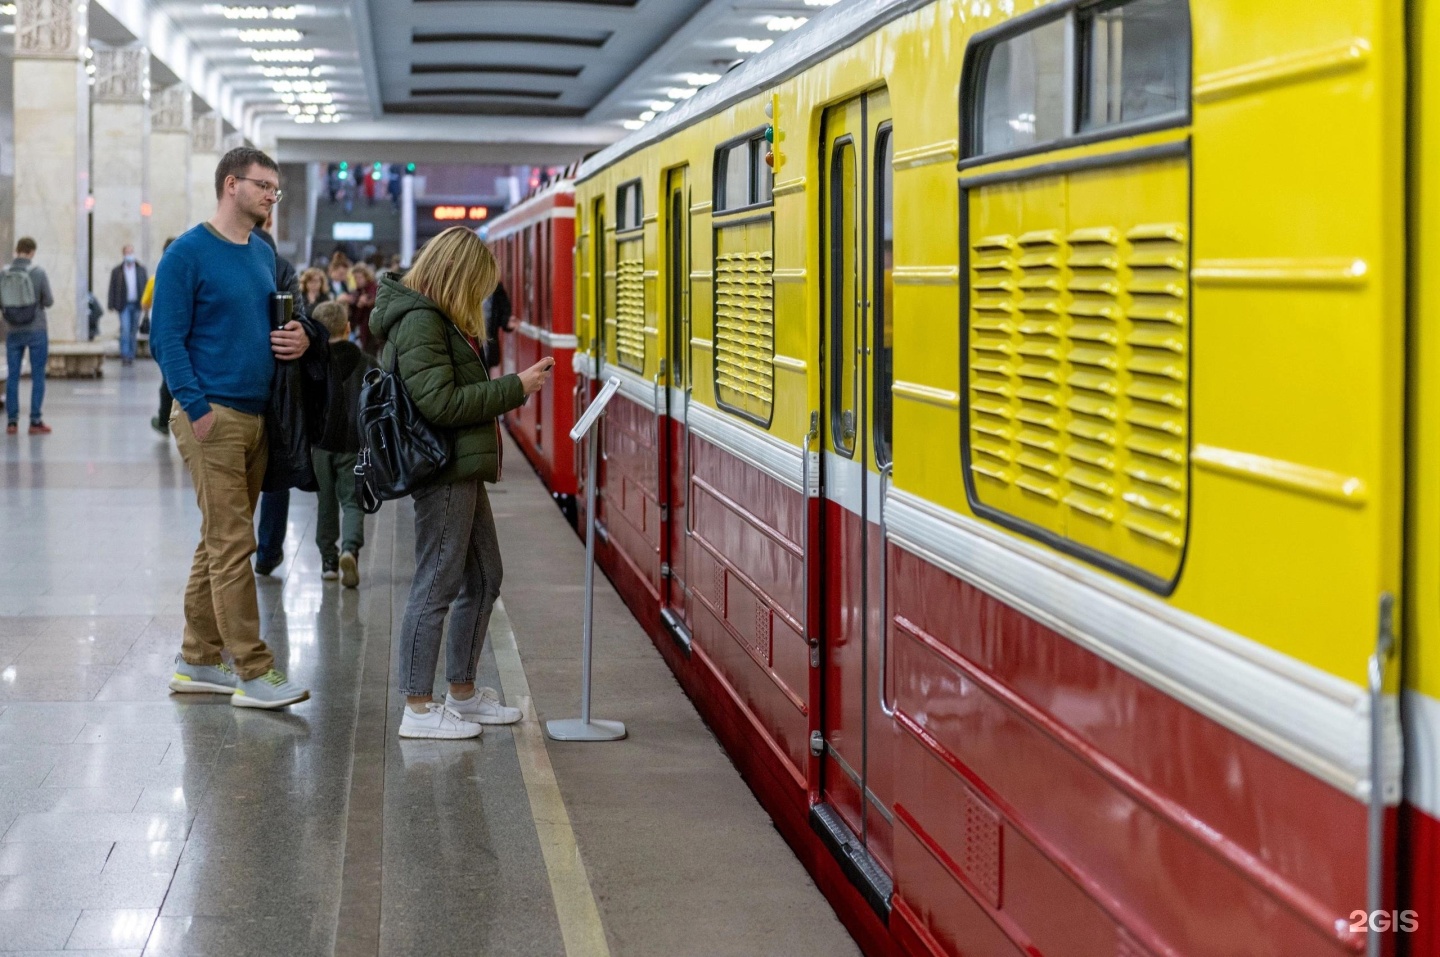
[546,383,627,742]
[579,421,597,724]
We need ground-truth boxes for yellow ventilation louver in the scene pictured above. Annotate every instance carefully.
[965,155,1190,587]
[615,242,645,372]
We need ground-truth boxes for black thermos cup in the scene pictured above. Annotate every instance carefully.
[269,291,294,331]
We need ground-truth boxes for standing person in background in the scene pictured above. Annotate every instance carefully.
[252,217,307,578]
[107,245,147,367]
[3,237,54,436]
[369,226,554,738]
[482,279,513,376]
[328,253,352,302]
[299,267,331,316]
[309,300,373,588]
[349,263,378,354]
[147,238,176,435]
[152,146,316,709]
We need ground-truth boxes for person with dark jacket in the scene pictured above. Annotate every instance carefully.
[251,222,321,577]
[482,280,512,371]
[107,246,148,365]
[369,226,553,739]
[309,300,374,587]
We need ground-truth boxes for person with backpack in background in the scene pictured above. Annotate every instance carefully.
[3,237,54,435]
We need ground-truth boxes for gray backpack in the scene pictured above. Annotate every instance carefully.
[0,262,38,326]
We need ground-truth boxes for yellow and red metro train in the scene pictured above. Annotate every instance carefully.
[487,181,580,504]
[496,1,1440,954]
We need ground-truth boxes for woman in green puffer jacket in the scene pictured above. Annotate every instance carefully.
[370,226,555,740]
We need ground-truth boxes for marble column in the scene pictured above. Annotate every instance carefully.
[148,83,190,258]
[189,112,223,227]
[90,45,147,342]
[13,0,89,342]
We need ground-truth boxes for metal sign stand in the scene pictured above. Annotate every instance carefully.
[546,376,627,742]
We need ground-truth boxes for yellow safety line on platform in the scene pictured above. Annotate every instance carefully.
[491,599,612,957]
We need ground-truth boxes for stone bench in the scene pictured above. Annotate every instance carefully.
[45,341,107,378]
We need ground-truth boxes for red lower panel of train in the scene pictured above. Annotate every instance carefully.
[503,340,576,497]
[570,388,1380,957]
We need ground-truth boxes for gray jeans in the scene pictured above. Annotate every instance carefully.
[397,477,503,697]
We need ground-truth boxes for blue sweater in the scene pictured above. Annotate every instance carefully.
[151,223,277,420]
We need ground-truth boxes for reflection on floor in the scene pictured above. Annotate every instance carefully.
[0,359,861,957]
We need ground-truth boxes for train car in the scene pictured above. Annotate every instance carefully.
[563,1,1435,955]
[488,180,579,501]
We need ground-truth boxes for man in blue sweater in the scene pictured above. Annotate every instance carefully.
[151,147,314,709]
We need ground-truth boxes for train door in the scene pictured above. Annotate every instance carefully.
[662,166,692,643]
[579,197,605,526]
[817,88,894,902]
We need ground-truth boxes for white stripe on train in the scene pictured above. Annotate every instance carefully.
[572,351,1404,805]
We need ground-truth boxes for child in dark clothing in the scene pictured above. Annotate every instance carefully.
[310,301,376,587]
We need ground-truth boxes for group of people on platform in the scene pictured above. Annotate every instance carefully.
[142,147,554,738]
[3,147,549,738]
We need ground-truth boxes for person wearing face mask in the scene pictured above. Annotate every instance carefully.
[107,245,147,366]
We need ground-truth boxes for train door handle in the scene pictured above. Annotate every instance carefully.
[802,411,818,666]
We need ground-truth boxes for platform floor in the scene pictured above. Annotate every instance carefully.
[0,360,862,957]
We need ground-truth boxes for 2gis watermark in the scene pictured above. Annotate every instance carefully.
[1347,910,1420,934]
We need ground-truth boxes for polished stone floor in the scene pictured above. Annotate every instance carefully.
[0,360,861,957]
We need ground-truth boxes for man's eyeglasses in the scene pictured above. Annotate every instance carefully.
[237,177,283,201]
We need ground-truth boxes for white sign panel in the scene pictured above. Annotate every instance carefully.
[570,377,622,442]
[332,222,375,241]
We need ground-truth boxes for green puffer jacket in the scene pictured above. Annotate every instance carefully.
[369,276,525,485]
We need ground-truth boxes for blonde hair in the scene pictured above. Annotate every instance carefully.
[299,267,326,297]
[403,226,497,338]
[312,300,350,339]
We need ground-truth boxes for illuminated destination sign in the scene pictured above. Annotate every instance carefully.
[432,205,490,222]
[332,221,374,241]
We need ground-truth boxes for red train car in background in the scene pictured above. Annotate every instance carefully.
[487,180,578,504]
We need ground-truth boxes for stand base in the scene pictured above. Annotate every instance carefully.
[544,718,627,742]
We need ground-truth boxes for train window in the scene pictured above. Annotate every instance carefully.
[829,137,858,458]
[873,127,894,468]
[719,144,749,211]
[975,16,1068,156]
[1080,0,1189,131]
[537,221,548,331]
[523,226,535,326]
[755,144,774,204]
[616,182,643,231]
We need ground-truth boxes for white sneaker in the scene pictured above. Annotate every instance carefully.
[446,686,522,725]
[339,551,359,588]
[399,703,483,739]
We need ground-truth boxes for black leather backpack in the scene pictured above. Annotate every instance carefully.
[354,341,452,513]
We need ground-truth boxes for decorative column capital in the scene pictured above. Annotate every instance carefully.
[92,46,147,103]
[151,84,192,134]
[15,0,83,59]
[192,113,224,154]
